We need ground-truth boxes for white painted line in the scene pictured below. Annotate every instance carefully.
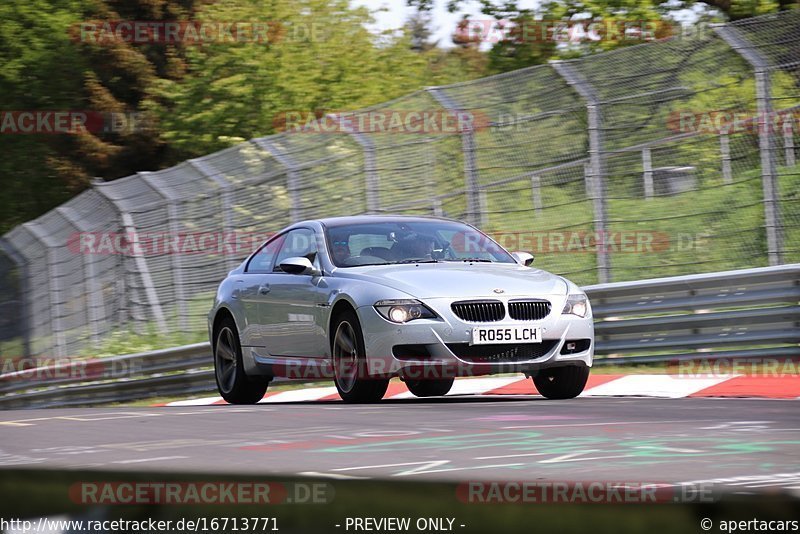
[397,462,525,476]
[474,452,550,460]
[297,471,368,480]
[580,375,732,398]
[388,376,523,399]
[167,396,223,406]
[112,456,189,464]
[260,386,340,403]
[501,419,711,429]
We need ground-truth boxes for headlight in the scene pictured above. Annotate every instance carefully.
[562,294,589,318]
[374,299,437,323]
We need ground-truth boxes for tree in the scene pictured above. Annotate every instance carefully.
[0,0,196,233]
[148,0,486,156]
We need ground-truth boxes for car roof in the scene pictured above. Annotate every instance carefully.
[312,215,463,228]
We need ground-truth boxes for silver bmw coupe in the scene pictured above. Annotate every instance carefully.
[209,216,593,403]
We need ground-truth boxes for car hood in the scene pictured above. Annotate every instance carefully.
[335,263,568,298]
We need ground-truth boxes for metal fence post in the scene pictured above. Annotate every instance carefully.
[92,180,168,334]
[551,60,611,283]
[23,223,67,357]
[350,132,380,213]
[253,138,303,223]
[720,134,733,184]
[714,24,783,265]
[784,119,796,167]
[189,158,238,271]
[55,207,102,348]
[530,174,543,215]
[642,148,654,199]
[139,172,188,332]
[0,237,31,358]
[427,87,485,227]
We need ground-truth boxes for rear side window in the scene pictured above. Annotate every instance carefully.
[245,235,285,273]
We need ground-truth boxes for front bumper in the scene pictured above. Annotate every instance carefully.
[357,295,594,378]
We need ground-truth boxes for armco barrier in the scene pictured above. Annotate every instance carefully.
[1,264,797,409]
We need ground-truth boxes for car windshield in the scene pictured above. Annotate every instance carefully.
[324,220,516,267]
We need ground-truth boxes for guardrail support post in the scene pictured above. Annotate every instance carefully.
[714,25,783,266]
[552,60,611,283]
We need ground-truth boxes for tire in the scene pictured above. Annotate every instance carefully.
[214,316,269,404]
[331,308,389,403]
[405,377,454,397]
[532,365,590,400]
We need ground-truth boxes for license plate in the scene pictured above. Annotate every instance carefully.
[471,326,542,345]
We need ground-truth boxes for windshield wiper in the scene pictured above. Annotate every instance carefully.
[394,258,439,264]
[443,258,494,263]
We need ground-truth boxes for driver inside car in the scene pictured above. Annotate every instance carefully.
[331,238,351,265]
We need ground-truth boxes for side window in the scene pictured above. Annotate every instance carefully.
[245,235,285,273]
[273,228,319,272]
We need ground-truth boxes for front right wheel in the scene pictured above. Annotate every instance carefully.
[331,308,389,403]
[532,366,590,399]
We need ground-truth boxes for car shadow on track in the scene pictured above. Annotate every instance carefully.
[256,394,556,406]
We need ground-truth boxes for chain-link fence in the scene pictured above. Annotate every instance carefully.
[2,12,799,358]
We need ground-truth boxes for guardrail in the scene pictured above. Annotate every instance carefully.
[586,264,800,365]
[0,343,214,409]
[1,264,798,409]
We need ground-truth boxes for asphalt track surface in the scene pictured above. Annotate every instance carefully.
[1,396,799,492]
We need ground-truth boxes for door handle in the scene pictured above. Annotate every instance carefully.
[259,284,271,294]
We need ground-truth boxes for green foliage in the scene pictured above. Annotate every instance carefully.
[147,0,486,157]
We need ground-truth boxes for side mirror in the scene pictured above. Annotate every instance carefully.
[279,256,319,275]
[511,251,534,267]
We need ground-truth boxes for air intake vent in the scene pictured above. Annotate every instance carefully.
[451,300,505,322]
[446,340,558,363]
[508,300,551,321]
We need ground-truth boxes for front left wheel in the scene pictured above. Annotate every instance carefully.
[214,317,269,404]
[532,365,590,400]
[405,377,454,397]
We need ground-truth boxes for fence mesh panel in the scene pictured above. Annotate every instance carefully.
[2,11,799,357]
